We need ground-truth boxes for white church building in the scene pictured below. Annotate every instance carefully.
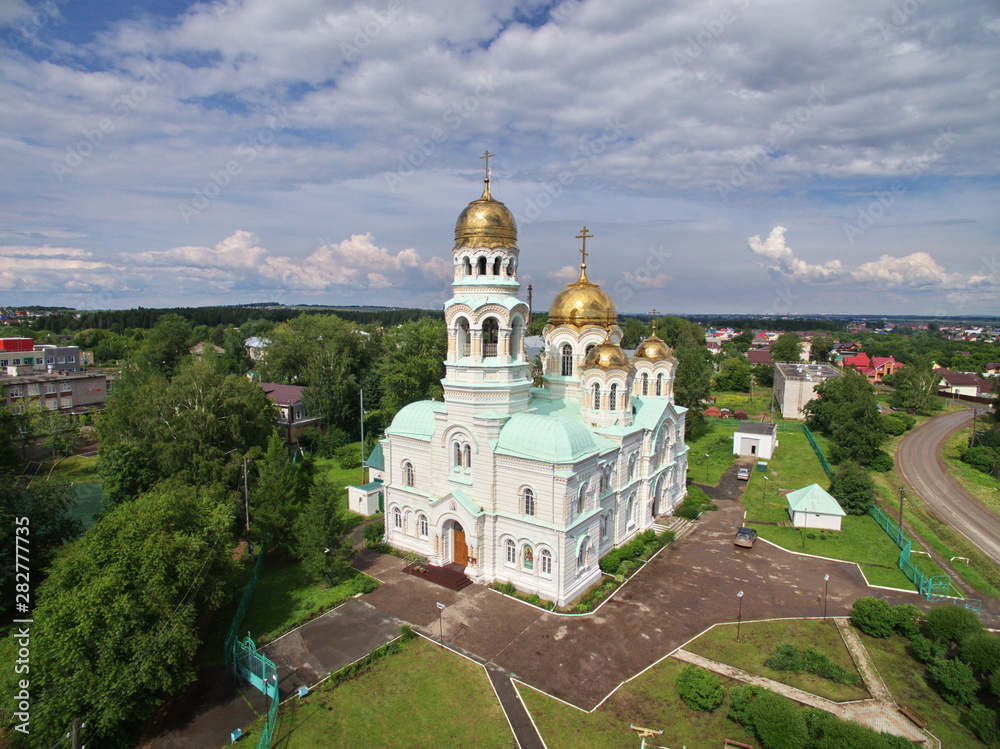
[377,160,688,606]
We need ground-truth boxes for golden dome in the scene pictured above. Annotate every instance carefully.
[454,179,517,249]
[634,329,674,362]
[548,267,617,329]
[584,339,631,371]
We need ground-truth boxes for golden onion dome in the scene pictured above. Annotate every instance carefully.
[548,266,617,329]
[583,339,631,371]
[634,330,673,362]
[454,179,517,249]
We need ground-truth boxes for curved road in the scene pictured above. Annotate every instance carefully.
[897,406,1000,566]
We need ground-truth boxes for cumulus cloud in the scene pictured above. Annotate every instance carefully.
[748,226,996,290]
[549,265,581,284]
[0,245,126,292]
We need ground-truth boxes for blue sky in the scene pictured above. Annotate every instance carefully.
[1,0,998,315]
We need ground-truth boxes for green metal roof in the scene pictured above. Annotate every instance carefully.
[786,484,845,516]
[364,442,385,471]
[385,400,445,440]
[494,412,599,463]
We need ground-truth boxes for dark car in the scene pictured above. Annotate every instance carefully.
[734,526,757,548]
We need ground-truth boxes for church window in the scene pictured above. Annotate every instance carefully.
[393,507,402,529]
[493,257,502,276]
[505,539,516,565]
[628,454,637,481]
[540,549,553,576]
[577,538,590,572]
[402,461,415,487]
[462,257,472,276]
[592,383,600,410]
[477,256,487,275]
[560,344,573,376]
[482,317,499,358]
[463,444,472,469]
[609,383,618,410]
[656,373,663,396]
[523,545,534,570]
[454,442,463,469]
[418,514,429,538]
[626,493,636,527]
[456,317,471,357]
[506,258,515,276]
[522,487,535,516]
[576,484,586,516]
[601,514,610,540]
[585,343,595,357]
[641,373,648,395]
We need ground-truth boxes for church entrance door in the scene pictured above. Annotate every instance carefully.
[453,524,468,566]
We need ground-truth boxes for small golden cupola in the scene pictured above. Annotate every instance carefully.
[633,322,674,362]
[547,226,617,329]
[454,152,517,249]
[583,336,631,371]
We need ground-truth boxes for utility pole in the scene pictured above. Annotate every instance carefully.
[243,454,250,532]
[359,388,366,484]
[897,487,905,546]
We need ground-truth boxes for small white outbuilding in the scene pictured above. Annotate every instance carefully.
[786,483,846,531]
[732,421,778,460]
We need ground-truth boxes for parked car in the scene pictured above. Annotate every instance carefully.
[734,526,757,548]
[737,467,751,481]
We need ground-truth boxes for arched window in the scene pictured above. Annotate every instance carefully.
[462,257,472,276]
[393,507,402,529]
[477,256,487,276]
[402,461,415,487]
[505,539,516,565]
[506,258,515,276]
[626,493,636,527]
[418,513,428,538]
[628,454,637,481]
[540,549,553,576]
[585,343,596,358]
[493,257,502,276]
[463,444,472,469]
[482,317,499,357]
[456,317,471,357]
[576,484,586,516]
[577,538,590,571]
[454,442,463,469]
[522,487,535,516]
[592,383,600,410]
[510,318,523,362]
[601,514,609,540]
[523,545,534,570]
[641,373,648,395]
[609,383,618,410]
[656,373,664,396]
[560,344,573,376]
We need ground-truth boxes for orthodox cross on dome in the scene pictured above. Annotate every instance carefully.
[576,226,593,270]
[480,150,494,199]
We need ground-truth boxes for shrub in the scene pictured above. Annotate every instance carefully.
[908,633,945,664]
[961,445,1000,475]
[764,642,860,686]
[828,463,876,515]
[890,603,921,638]
[728,684,764,727]
[675,665,724,711]
[927,604,985,645]
[804,708,921,749]
[749,690,809,749]
[928,657,978,706]
[363,519,385,547]
[868,450,894,472]
[851,597,894,638]
[960,631,1000,674]
[335,443,362,469]
[968,704,1000,746]
[991,670,1000,699]
[881,413,915,436]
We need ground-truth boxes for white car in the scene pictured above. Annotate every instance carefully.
[737,467,751,480]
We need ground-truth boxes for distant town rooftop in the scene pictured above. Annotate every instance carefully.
[775,362,842,382]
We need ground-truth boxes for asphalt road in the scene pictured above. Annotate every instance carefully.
[896,406,1000,566]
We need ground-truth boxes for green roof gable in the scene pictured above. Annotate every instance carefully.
[786,484,845,516]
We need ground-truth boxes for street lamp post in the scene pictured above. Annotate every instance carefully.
[761,475,768,515]
[823,573,830,619]
[736,590,744,641]
[897,487,905,546]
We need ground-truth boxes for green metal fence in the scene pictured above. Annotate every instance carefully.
[225,547,267,666]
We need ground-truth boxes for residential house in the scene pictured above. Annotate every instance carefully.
[257,382,320,445]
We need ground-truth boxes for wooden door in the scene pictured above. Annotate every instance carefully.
[453,527,468,566]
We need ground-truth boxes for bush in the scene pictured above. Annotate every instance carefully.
[960,631,1000,674]
[908,633,945,664]
[890,603,921,638]
[991,670,1000,699]
[881,412,916,436]
[828,463,876,515]
[675,665,724,711]
[928,657,978,706]
[804,708,922,749]
[968,704,1000,746]
[363,519,385,548]
[728,684,765,727]
[764,642,860,686]
[749,690,809,749]
[961,445,1000,475]
[335,443,362,469]
[927,604,985,645]
[868,450,894,472]
[851,597,894,638]
[598,529,668,575]
[675,486,717,520]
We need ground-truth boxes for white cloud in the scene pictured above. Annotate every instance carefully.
[621,270,672,289]
[549,265,580,284]
[747,227,845,282]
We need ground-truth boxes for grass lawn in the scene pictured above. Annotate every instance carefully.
[862,631,986,748]
[686,420,740,485]
[942,428,1000,514]
[244,636,515,749]
[311,450,370,531]
[712,388,773,417]
[684,619,869,702]
[743,428,949,591]
[36,454,100,484]
[519,655,756,749]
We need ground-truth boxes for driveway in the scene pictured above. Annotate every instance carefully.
[896,407,1000,566]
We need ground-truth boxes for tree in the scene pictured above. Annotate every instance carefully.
[675,665,724,711]
[0,398,20,470]
[968,704,1000,746]
[889,356,942,414]
[927,604,985,645]
[714,356,753,392]
[27,481,235,747]
[132,313,193,373]
[804,369,887,466]
[753,362,774,388]
[928,657,978,706]
[770,333,803,363]
[377,318,447,418]
[219,326,253,375]
[850,597,894,637]
[810,335,834,363]
[292,477,355,586]
[250,432,311,550]
[960,631,1000,675]
[26,405,81,461]
[674,343,713,430]
[829,462,876,515]
[621,318,647,349]
[98,442,158,509]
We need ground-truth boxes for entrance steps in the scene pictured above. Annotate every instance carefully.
[403,562,472,591]
[653,515,696,543]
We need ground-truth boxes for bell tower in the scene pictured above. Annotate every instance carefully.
[442,153,532,418]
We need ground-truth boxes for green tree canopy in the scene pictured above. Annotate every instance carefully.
[770,332,803,363]
[714,355,753,392]
[376,317,447,419]
[804,369,887,465]
[810,335,834,363]
[889,356,943,414]
[132,313,193,373]
[250,431,311,550]
[292,476,356,586]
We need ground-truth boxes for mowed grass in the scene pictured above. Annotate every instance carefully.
[312,450,370,531]
[245,636,516,749]
[684,619,869,702]
[862,632,986,748]
[742,427,947,590]
[518,655,756,749]
[685,420,740,485]
[712,388,773,417]
[942,428,1000,513]
[37,454,100,484]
